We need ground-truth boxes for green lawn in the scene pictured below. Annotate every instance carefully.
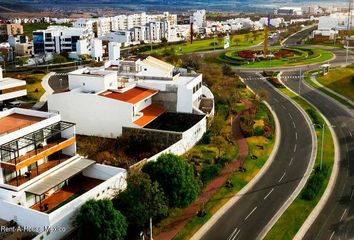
[316,67,354,102]
[145,32,264,55]
[232,48,333,68]
[265,88,334,240]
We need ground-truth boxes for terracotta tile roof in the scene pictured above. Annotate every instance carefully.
[99,87,158,104]
[133,104,165,127]
[0,114,44,135]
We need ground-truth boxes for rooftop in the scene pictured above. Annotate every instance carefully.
[0,113,44,136]
[142,56,174,74]
[134,104,165,127]
[99,87,158,104]
[0,78,26,90]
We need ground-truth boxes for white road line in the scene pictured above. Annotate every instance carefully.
[349,130,352,138]
[295,132,298,140]
[350,189,354,200]
[278,172,286,182]
[227,228,238,240]
[288,113,293,119]
[281,105,287,110]
[245,206,258,220]
[289,157,294,166]
[264,188,274,200]
[329,231,335,240]
[274,98,279,103]
[231,229,241,240]
[292,121,296,128]
[340,209,348,221]
[294,144,297,153]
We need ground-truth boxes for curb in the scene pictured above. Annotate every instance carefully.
[190,78,282,240]
[280,73,341,240]
[255,72,317,239]
[40,72,56,102]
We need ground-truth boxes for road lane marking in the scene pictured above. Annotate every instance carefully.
[274,98,279,103]
[245,206,257,220]
[231,229,241,240]
[329,231,335,240]
[227,228,238,240]
[281,105,287,110]
[292,121,296,128]
[278,172,286,182]
[340,209,348,221]
[289,157,294,166]
[295,132,298,140]
[294,144,297,153]
[264,188,274,200]
[349,130,352,138]
[350,189,354,200]
[288,113,293,119]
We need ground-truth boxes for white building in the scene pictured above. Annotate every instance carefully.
[33,26,94,56]
[318,12,354,31]
[91,38,103,62]
[275,7,303,16]
[108,42,121,62]
[192,10,207,28]
[8,35,28,48]
[100,31,132,46]
[0,108,127,240]
[48,56,214,139]
[0,67,27,105]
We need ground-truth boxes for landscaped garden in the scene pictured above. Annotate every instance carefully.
[219,47,333,68]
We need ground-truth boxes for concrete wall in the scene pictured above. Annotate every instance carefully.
[68,73,117,93]
[48,92,136,138]
[152,91,178,112]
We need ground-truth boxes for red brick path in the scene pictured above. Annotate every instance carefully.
[155,115,249,240]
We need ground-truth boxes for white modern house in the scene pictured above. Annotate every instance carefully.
[0,108,127,240]
[48,56,214,139]
[0,67,27,105]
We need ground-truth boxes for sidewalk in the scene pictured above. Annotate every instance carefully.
[155,114,249,240]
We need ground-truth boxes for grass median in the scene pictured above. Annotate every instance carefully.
[265,87,334,240]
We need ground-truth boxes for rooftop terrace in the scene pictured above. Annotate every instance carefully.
[0,113,44,136]
[99,87,157,104]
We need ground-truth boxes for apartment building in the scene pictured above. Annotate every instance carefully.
[0,23,23,36]
[33,26,94,55]
[191,10,207,28]
[0,67,27,106]
[0,108,127,240]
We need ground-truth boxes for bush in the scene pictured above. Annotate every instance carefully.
[306,109,322,126]
[200,130,213,144]
[201,164,221,183]
[217,156,231,167]
[300,165,329,201]
[253,126,265,136]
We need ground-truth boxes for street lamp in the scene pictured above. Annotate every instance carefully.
[312,123,335,171]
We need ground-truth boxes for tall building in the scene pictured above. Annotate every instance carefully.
[191,10,207,28]
[0,23,23,36]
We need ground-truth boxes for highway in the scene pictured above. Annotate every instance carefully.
[281,71,354,240]
[200,72,314,240]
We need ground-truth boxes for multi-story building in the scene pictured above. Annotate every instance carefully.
[191,10,207,28]
[0,108,127,240]
[15,43,33,56]
[8,35,28,48]
[275,7,303,16]
[33,26,94,55]
[48,56,214,138]
[0,67,27,107]
[0,23,23,36]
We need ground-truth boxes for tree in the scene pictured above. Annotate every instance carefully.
[113,173,168,229]
[161,37,168,47]
[142,153,200,208]
[211,136,227,158]
[75,199,127,240]
[232,35,240,46]
[18,56,29,66]
[53,53,68,63]
[222,64,234,76]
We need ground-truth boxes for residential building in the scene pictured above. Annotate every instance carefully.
[275,7,303,16]
[15,43,33,56]
[8,35,28,48]
[0,67,27,106]
[90,38,103,62]
[0,23,23,36]
[100,31,132,46]
[0,108,127,240]
[191,10,207,28]
[108,42,121,61]
[48,56,214,139]
[32,26,94,55]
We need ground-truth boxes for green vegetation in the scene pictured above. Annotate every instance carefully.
[175,134,275,240]
[113,172,169,230]
[75,199,127,240]
[316,66,354,102]
[143,31,264,55]
[219,48,333,68]
[142,154,201,208]
[265,87,334,240]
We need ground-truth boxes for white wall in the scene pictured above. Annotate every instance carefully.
[68,72,117,93]
[48,92,136,138]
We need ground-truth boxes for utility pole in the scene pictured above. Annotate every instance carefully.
[299,68,302,95]
[150,218,153,240]
[346,0,353,64]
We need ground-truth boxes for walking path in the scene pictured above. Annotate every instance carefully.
[155,114,249,240]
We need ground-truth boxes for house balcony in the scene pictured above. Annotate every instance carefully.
[0,137,76,172]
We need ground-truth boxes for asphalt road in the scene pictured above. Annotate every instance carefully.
[200,72,314,240]
[282,25,317,46]
[281,71,354,240]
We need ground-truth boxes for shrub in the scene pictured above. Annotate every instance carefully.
[253,126,265,136]
[201,164,221,183]
[200,130,213,144]
[300,165,329,201]
[306,109,322,127]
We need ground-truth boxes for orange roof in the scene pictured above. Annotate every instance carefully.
[134,104,165,127]
[99,87,158,104]
[0,113,44,135]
